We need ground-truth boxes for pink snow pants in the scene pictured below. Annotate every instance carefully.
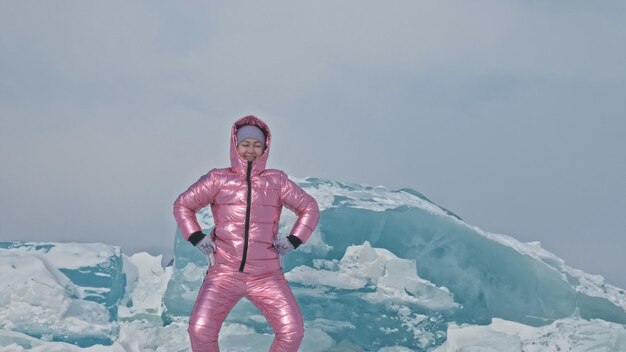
[188,267,304,352]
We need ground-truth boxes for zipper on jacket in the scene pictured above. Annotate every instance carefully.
[239,161,253,272]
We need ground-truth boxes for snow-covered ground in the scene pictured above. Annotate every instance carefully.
[2,244,625,352]
[2,177,625,351]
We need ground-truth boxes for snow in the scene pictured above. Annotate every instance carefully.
[1,176,626,351]
[433,317,626,352]
[0,242,119,270]
[118,253,172,319]
[0,250,114,346]
[286,241,458,311]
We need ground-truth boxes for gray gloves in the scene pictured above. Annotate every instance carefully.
[273,236,295,255]
[196,235,217,268]
[273,236,303,270]
[192,232,300,270]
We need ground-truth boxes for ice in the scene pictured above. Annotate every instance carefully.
[162,231,207,318]
[161,176,626,350]
[2,177,626,351]
[293,178,626,326]
[0,242,126,320]
[433,317,626,352]
[118,252,172,320]
[0,247,116,347]
[286,241,457,311]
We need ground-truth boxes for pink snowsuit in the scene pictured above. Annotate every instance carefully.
[173,115,320,352]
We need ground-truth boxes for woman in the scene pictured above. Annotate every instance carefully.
[173,115,320,352]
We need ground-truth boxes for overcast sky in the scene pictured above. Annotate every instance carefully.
[1,1,625,288]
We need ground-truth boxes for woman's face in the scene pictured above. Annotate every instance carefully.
[237,138,264,161]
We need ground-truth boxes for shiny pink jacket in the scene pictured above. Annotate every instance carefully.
[173,115,320,275]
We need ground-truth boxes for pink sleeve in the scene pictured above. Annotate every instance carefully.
[173,171,220,239]
[280,176,320,243]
